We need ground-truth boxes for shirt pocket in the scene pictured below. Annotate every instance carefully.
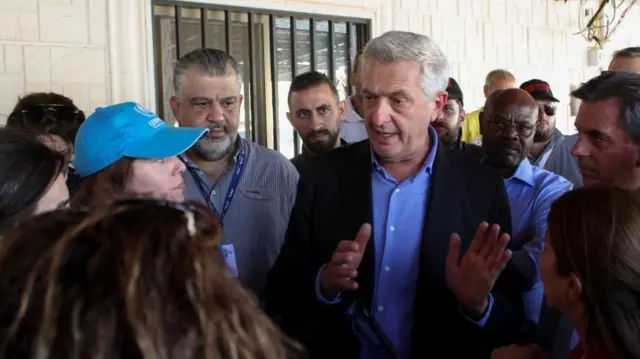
[239,187,276,201]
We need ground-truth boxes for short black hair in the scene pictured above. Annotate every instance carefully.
[287,71,340,106]
[6,92,85,145]
[0,128,67,235]
[613,46,640,60]
[571,71,640,143]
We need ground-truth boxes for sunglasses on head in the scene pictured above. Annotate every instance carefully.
[21,104,84,122]
[540,103,556,117]
[69,198,199,235]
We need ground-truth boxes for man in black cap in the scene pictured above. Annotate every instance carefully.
[519,79,564,168]
[434,78,483,160]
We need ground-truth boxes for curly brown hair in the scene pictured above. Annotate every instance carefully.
[0,199,303,359]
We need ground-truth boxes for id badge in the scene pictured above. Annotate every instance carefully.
[221,244,239,278]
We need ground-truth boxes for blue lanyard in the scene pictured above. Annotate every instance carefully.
[190,146,246,222]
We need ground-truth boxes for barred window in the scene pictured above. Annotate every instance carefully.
[152,1,371,158]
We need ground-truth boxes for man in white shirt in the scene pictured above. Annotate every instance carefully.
[340,51,368,143]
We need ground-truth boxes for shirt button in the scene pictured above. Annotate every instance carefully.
[212,190,216,195]
[384,265,390,271]
[394,188,400,193]
[377,305,384,312]
[389,225,395,232]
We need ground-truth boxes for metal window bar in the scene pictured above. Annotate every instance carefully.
[224,10,232,53]
[247,12,255,142]
[328,21,335,83]
[269,14,279,151]
[152,1,371,153]
[200,8,208,47]
[175,6,184,58]
[290,16,300,156]
[310,18,316,71]
[345,21,352,96]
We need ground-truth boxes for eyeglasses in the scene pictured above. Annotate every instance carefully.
[20,104,85,122]
[540,104,556,117]
[489,117,538,137]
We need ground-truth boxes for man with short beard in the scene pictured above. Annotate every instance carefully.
[169,48,299,299]
[434,78,483,160]
[287,71,347,174]
[519,79,564,168]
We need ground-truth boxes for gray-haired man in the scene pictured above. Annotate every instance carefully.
[170,48,299,298]
[266,30,527,359]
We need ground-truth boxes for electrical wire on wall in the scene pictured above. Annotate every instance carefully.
[575,0,637,48]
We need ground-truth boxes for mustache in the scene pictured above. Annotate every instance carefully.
[207,122,228,131]
[432,119,446,127]
[496,142,521,152]
[305,129,332,139]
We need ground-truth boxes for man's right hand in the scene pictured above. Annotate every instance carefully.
[319,223,372,298]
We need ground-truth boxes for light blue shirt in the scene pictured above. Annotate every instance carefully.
[505,159,573,322]
[315,127,493,359]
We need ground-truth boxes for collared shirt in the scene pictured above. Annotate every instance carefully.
[315,127,492,358]
[366,128,436,359]
[181,138,299,298]
[528,128,565,168]
[291,138,348,174]
[461,107,483,145]
[340,96,368,143]
[544,134,583,186]
[504,159,573,322]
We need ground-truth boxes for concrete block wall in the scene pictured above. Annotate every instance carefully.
[0,0,638,133]
[0,0,109,123]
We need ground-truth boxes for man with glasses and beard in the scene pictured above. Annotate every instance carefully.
[287,71,347,174]
[519,79,564,168]
[434,78,483,160]
[479,88,572,326]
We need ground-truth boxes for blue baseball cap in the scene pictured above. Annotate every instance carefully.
[73,102,208,177]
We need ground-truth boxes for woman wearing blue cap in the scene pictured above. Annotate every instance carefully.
[71,102,208,207]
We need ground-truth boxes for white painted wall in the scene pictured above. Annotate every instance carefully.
[0,0,638,134]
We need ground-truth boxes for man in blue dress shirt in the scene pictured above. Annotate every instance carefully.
[266,31,529,359]
[477,88,572,323]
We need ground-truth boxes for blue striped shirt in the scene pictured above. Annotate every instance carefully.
[181,139,299,297]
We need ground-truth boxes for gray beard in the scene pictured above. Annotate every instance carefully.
[192,133,238,161]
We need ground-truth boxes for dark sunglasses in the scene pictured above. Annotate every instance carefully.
[540,104,556,117]
[21,104,85,122]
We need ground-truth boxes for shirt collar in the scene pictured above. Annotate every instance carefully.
[507,158,535,187]
[370,125,439,175]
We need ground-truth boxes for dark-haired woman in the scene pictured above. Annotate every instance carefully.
[0,128,69,235]
[493,187,640,359]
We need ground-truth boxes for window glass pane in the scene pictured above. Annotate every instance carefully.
[155,6,177,124]
[180,8,202,56]
[315,21,330,76]
[334,22,349,100]
[275,17,295,159]
[153,3,370,155]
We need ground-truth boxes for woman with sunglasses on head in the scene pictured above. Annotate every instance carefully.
[71,102,208,208]
[5,92,86,194]
[0,128,69,236]
[0,198,304,359]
